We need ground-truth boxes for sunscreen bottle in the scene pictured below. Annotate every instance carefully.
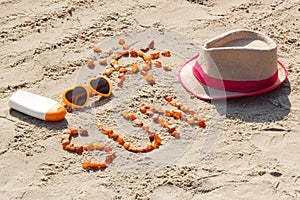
[9,90,66,121]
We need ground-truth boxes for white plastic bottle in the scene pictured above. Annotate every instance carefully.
[9,90,66,121]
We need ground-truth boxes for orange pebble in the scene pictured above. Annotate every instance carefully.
[83,145,88,151]
[86,143,95,151]
[93,45,102,53]
[110,132,119,141]
[165,110,173,117]
[122,110,130,118]
[82,161,89,169]
[104,146,112,153]
[181,105,189,112]
[98,162,107,169]
[117,73,126,87]
[117,79,125,87]
[128,113,137,121]
[153,134,162,144]
[132,119,143,127]
[142,64,151,71]
[123,142,131,150]
[157,117,165,125]
[187,110,196,115]
[61,139,70,148]
[161,50,171,57]
[152,142,160,149]
[152,114,159,122]
[114,65,121,71]
[175,102,182,109]
[140,71,147,76]
[101,127,113,135]
[148,132,155,142]
[149,107,156,112]
[172,111,182,119]
[65,144,75,152]
[164,95,173,102]
[111,152,116,159]
[104,68,113,76]
[121,50,129,56]
[155,108,164,114]
[150,52,160,59]
[91,162,99,168]
[131,63,139,73]
[130,50,138,57]
[170,101,176,107]
[123,44,129,50]
[96,124,104,129]
[118,38,125,45]
[125,68,134,74]
[168,124,177,133]
[79,129,88,136]
[99,59,107,66]
[140,104,149,113]
[128,146,139,153]
[105,50,113,55]
[140,47,149,52]
[75,146,84,154]
[83,161,107,169]
[60,134,70,141]
[112,52,123,60]
[154,61,162,68]
[163,123,176,132]
[187,117,195,125]
[145,60,152,66]
[94,143,105,150]
[119,67,128,73]
[198,119,206,128]
[143,125,149,131]
[117,136,125,145]
[163,65,172,71]
[181,117,187,122]
[110,59,118,66]
[105,155,114,164]
[148,40,155,49]
[171,131,180,138]
[145,144,154,151]
[143,56,152,61]
[70,128,78,135]
[87,59,95,68]
[145,74,155,84]
[193,114,201,121]
[139,147,147,153]
[118,73,125,79]
[146,110,154,117]
[137,51,144,57]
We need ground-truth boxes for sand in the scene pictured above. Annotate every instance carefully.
[0,0,299,199]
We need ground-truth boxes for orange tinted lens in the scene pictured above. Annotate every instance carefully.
[65,86,88,106]
[90,77,110,95]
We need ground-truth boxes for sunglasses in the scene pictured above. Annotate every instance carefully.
[62,76,112,108]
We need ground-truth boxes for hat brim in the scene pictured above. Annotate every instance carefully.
[178,54,288,100]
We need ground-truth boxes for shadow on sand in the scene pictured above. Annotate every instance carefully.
[213,80,291,122]
[9,109,69,130]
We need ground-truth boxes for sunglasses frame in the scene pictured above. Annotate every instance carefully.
[62,76,112,109]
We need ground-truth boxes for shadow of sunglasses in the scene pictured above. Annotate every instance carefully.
[62,76,112,109]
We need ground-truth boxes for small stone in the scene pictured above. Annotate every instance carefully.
[270,171,282,177]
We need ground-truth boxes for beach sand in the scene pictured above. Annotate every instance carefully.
[0,0,299,199]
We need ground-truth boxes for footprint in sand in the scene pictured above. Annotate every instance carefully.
[250,126,300,164]
[150,185,193,200]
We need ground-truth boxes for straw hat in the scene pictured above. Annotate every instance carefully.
[178,29,288,100]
